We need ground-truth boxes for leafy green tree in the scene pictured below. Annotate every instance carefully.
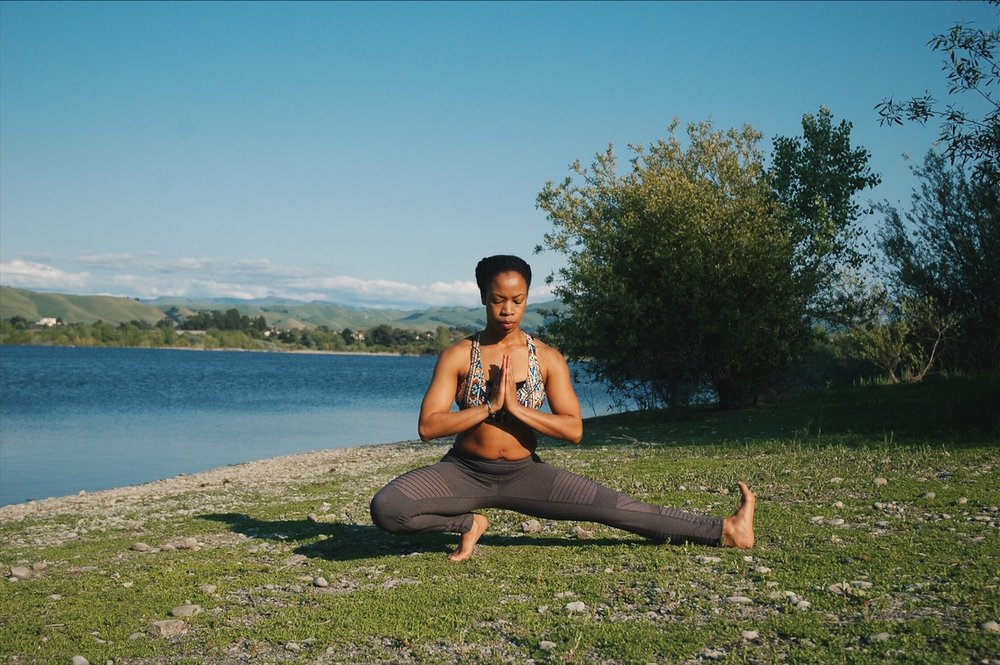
[876,4,1000,185]
[878,150,1000,373]
[537,113,879,409]
[770,106,882,323]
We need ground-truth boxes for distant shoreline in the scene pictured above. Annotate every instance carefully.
[0,342,423,358]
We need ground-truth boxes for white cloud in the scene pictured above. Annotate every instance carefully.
[0,259,90,290]
[0,253,554,308]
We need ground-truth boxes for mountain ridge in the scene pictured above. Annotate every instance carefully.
[0,286,559,332]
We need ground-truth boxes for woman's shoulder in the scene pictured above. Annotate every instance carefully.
[527,333,568,364]
[438,336,473,364]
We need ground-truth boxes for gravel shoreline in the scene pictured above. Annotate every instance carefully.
[0,440,446,524]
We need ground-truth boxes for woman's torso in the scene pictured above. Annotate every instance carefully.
[454,331,546,460]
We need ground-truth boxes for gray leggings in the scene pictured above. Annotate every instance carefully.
[370,448,723,546]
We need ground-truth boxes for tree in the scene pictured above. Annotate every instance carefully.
[878,150,1000,373]
[875,4,1000,185]
[537,113,879,409]
[770,106,882,323]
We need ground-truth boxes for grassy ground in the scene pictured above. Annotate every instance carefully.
[1,377,998,664]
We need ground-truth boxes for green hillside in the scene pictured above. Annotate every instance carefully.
[0,287,166,325]
[1,287,557,332]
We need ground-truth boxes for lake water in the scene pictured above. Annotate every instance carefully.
[0,345,616,506]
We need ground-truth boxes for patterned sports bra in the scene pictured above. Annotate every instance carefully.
[456,331,546,412]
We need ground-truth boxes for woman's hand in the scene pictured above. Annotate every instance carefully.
[500,354,522,417]
[488,354,507,414]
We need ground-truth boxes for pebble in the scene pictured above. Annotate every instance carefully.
[178,537,198,550]
[870,632,891,642]
[285,642,301,652]
[982,620,1000,634]
[697,556,722,564]
[540,641,557,651]
[198,584,217,594]
[170,604,201,618]
[832,501,844,509]
[161,544,176,552]
[827,518,845,526]
[313,577,329,588]
[147,620,186,638]
[9,566,32,580]
[874,477,888,487]
[754,566,771,574]
[829,477,844,484]
[565,601,587,613]
[307,513,319,522]
[923,492,936,500]
[703,648,726,660]
[537,605,549,614]
[810,516,825,524]
[726,596,753,604]
[71,657,89,665]
[957,497,969,505]
[741,630,760,641]
[573,525,595,539]
[521,519,542,533]
[131,543,152,552]
[796,600,812,610]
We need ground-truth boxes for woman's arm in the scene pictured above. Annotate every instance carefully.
[417,343,492,441]
[503,347,583,443]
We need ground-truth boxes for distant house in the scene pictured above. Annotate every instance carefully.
[37,318,59,327]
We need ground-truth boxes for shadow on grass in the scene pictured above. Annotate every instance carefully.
[201,512,640,561]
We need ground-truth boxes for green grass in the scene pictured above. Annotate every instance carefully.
[1,377,998,663]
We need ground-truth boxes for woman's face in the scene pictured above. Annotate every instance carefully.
[483,271,528,333]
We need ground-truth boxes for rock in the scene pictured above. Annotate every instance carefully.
[170,604,202,617]
[131,542,152,552]
[827,518,845,526]
[981,620,1000,634]
[71,657,89,665]
[833,501,844,509]
[703,649,726,660]
[741,630,760,641]
[9,566,31,580]
[754,566,771,574]
[795,600,812,610]
[957,497,969,505]
[198,584,217,594]
[829,477,844,484]
[521,519,542,533]
[923,492,936,500]
[537,605,549,614]
[874,477,888,487]
[809,516,825,524]
[828,583,846,595]
[850,580,873,590]
[697,556,722,564]
[285,642,301,652]
[540,641,557,651]
[178,537,198,550]
[161,544,176,552]
[313,577,329,588]
[564,601,587,613]
[573,525,595,539]
[147,620,187,638]
[870,632,891,642]
[726,596,753,604]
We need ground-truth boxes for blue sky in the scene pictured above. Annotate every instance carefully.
[1,1,995,308]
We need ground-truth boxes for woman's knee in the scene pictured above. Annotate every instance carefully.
[369,486,407,534]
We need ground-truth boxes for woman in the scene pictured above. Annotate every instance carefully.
[370,255,755,561]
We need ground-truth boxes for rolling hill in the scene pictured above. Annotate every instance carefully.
[0,287,558,332]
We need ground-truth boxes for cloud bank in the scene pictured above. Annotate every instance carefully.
[0,253,554,308]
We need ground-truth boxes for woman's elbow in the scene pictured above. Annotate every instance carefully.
[567,420,584,444]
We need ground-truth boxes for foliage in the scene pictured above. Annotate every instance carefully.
[878,150,1000,374]
[536,112,879,409]
[875,3,1000,185]
[770,107,882,324]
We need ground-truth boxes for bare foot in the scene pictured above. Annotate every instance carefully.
[721,481,755,549]
[448,513,489,561]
